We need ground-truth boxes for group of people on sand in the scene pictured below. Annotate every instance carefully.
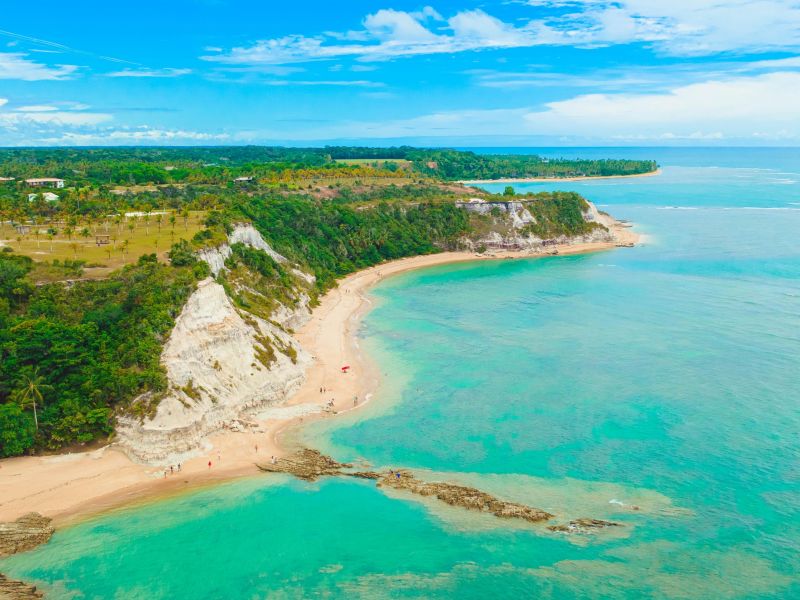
[163,463,182,478]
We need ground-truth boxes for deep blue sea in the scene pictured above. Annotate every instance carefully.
[2,148,799,599]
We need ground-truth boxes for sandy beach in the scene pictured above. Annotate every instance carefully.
[0,225,638,527]
[459,168,662,185]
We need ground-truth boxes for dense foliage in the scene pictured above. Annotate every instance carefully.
[520,192,603,238]
[232,197,471,290]
[0,146,656,187]
[409,149,658,180]
[0,250,208,456]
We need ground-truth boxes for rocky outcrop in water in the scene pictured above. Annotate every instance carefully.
[0,513,53,557]
[258,450,553,525]
[257,449,352,481]
[0,513,53,598]
[547,518,622,534]
[0,574,44,599]
[376,470,553,523]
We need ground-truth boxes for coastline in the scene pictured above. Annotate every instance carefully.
[0,223,639,528]
[459,168,662,185]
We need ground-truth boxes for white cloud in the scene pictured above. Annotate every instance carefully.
[37,128,231,145]
[0,52,78,80]
[266,72,800,142]
[201,8,538,65]
[263,79,383,87]
[106,68,192,78]
[202,2,800,68]
[526,0,800,55]
[524,72,800,137]
[15,105,59,112]
[0,98,7,108]
[0,111,111,127]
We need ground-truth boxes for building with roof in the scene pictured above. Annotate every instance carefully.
[25,178,65,188]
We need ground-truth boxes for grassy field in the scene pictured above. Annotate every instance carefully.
[0,211,207,273]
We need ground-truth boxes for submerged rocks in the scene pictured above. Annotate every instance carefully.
[548,518,622,534]
[375,470,553,524]
[258,449,554,525]
[0,574,44,599]
[0,513,54,557]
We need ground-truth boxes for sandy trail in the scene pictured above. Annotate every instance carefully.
[0,225,637,526]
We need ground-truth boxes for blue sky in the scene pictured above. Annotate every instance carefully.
[2,0,800,146]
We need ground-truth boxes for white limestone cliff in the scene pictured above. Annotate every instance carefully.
[116,224,314,465]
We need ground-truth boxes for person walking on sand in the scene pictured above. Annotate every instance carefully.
[170,465,174,475]
[255,443,258,453]
[208,460,212,469]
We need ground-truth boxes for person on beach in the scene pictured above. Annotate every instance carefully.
[255,443,258,453]
[178,463,181,472]
[170,465,174,475]
[208,461,212,469]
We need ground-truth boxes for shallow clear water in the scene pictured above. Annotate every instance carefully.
[3,149,799,599]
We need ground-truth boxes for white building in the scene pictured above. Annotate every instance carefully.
[25,178,65,188]
[28,192,60,202]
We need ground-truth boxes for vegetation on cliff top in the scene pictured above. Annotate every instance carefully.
[0,250,208,456]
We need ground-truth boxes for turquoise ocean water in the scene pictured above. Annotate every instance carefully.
[3,148,799,598]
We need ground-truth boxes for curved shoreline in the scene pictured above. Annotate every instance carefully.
[0,225,638,528]
[459,168,662,185]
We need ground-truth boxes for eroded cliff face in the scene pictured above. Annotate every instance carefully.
[116,224,313,465]
[196,223,289,277]
[459,198,622,251]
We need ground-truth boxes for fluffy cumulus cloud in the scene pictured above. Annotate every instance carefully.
[202,1,800,66]
[0,52,78,80]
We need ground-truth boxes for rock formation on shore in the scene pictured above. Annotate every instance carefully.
[457,198,626,251]
[0,513,53,558]
[0,574,44,599]
[0,513,53,599]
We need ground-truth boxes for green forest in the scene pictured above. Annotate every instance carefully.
[0,250,208,456]
[0,146,656,186]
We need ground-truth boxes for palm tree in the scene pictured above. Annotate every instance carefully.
[13,367,52,432]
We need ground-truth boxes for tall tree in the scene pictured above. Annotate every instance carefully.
[13,367,52,432]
